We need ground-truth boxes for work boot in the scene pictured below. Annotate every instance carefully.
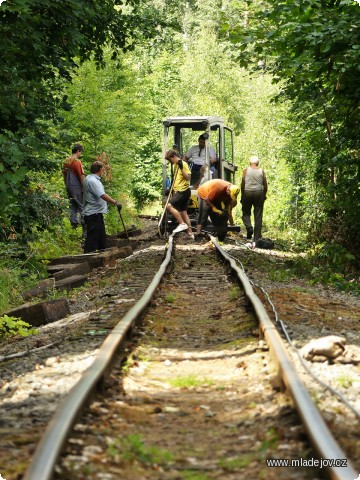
[246,227,253,239]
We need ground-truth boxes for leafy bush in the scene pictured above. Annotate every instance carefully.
[0,240,51,314]
[308,242,359,293]
[29,219,83,259]
[0,315,38,339]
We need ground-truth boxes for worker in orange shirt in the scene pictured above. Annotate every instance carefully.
[196,179,240,240]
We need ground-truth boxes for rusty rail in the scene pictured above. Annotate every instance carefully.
[211,235,358,480]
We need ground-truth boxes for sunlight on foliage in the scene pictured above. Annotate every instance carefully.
[0,315,38,340]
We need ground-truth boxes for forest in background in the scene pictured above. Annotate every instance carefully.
[1,0,360,314]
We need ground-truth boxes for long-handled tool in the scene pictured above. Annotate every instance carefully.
[117,205,130,244]
[158,166,179,237]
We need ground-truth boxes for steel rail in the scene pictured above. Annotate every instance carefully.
[212,235,357,480]
[23,237,174,480]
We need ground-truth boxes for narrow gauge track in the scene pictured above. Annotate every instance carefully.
[14,234,356,480]
[0,241,166,479]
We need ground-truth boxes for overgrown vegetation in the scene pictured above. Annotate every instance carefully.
[220,0,360,256]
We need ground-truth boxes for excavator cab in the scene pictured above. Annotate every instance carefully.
[160,116,239,236]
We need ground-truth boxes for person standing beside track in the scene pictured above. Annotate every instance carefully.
[83,161,122,253]
[62,143,85,229]
[195,179,240,240]
[165,149,193,238]
[241,155,268,245]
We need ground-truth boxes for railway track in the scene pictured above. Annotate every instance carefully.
[0,228,359,480]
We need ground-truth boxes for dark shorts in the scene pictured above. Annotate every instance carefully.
[191,164,203,171]
[170,188,191,211]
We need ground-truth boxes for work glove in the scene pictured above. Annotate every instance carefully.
[212,207,222,215]
[177,159,183,170]
[115,202,122,211]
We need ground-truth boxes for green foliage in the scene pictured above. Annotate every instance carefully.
[0,266,23,314]
[229,287,239,300]
[0,129,64,237]
[0,0,159,240]
[220,0,360,252]
[0,315,38,340]
[56,50,162,211]
[1,0,359,299]
[308,242,359,292]
[107,434,173,466]
[131,141,162,210]
[29,219,83,259]
[0,242,49,314]
[260,427,279,452]
[180,472,210,480]
[164,294,176,303]
[0,0,144,132]
[218,454,255,470]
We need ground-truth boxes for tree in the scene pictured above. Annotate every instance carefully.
[57,51,161,211]
[221,0,360,250]
[0,0,149,236]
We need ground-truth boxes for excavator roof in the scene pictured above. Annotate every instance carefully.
[163,116,226,130]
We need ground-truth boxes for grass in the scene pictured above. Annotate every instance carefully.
[165,293,176,303]
[181,471,210,480]
[122,350,149,373]
[0,267,23,314]
[229,286,240,300]
[218,454,255,470]
[267,268,294,283]
[260,427,279,452]
[107,434,173,466]
[336,375,353,388]
[168,375,215,388]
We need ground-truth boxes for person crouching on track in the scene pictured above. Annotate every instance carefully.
[196,179,240,241]
[165,149,193,238]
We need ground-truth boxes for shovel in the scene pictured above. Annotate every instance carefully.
[117,205,130,244]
